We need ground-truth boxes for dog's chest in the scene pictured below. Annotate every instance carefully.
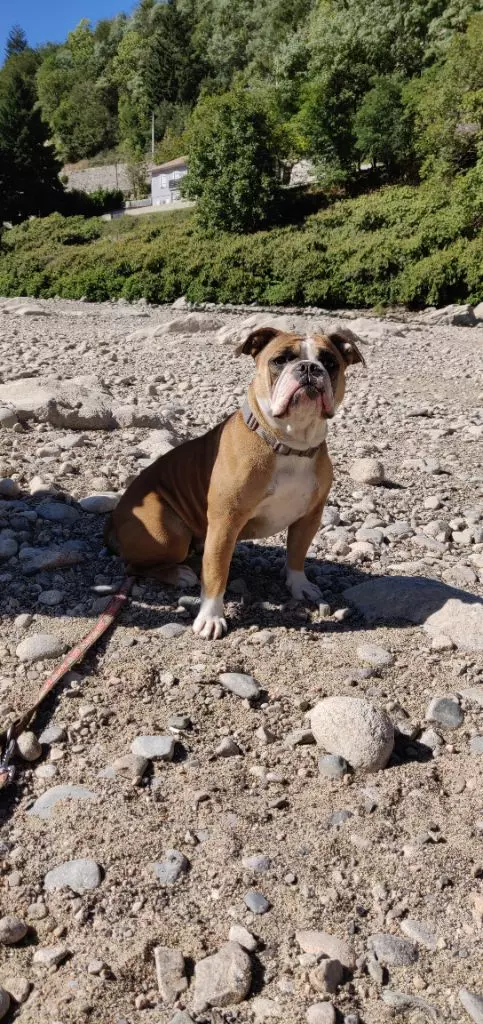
[249,456,317,537]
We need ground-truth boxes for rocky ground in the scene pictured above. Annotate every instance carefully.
[0,296,482,1024]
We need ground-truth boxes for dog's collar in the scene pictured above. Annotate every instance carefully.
[241,400,321,458]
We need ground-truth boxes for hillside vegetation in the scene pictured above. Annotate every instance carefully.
[1,170,481,309]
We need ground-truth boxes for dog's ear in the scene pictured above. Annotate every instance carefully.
[235,326,281,359]
[327,327,366,367]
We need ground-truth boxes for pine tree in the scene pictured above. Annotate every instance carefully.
[5,25,28,59]
[0,68,63,224]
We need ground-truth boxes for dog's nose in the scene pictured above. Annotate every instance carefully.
[299,360,323,377]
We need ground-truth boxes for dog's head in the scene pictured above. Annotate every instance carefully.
[236,324,365,447]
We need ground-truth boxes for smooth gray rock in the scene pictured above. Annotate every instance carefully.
[356,643,394,669]
[306,1004,336,1024]
[0,375,115,429]
[39,725,67,745]
[349,458,385,485]
[343,576,483,651]
[16,731,42,761]
[19,541,85,573]
[16,633,65,663]
[459,988,483,1024]
[470,735,483,755]
[311,696,394,772]
[79,493,119,513]
[131,735,175,761]
[38,589,64,607]
[426,696,463,729]
[0,535,18,560]
[296,931,355,971]
[37,500,80,523]
[368,932,418,966]
[0,916,28,945]
[228,924,258,952]
[158,622,187,638]
[44,858,102,894]
[0,478,20,498]
[243,890,270,914]
[32,946,69,968]
[0,407,17,428]
[422,303,476,327]
[27,784,96,819]
[242,854,271,873]
[318,754,348,779]
[192,941,252,1014]
[219,672,261,700]
[400,918,437,950]
[151,850,189,885]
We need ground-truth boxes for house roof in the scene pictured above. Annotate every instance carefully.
[151,156,188,177]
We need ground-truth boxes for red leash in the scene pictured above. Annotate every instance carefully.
[0,576,134,791]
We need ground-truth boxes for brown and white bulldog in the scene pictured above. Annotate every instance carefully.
[106,324,365,639]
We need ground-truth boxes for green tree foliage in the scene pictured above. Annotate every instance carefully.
[184,89,281,231]
[0,67,63,224]
[405,13,483,178]
[354,76,414,176]
[5,25,28,59]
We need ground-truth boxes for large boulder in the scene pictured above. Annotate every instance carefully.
[420,303,476,327]
[0,375,114,430]
[343,576,483,651]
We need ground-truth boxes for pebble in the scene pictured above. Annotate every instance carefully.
[14,613,33,629]
[216,736,242,757]
[44,858,102,894]
[356,643,394,668]
[400,918,437,950]
[79,493,119,513]
[37,500,80,523]
[154,945,188,1003]
[192,941,252,1014]
[131,735,175,761]
[219,672,261,700]
[0,989,9,1021]
[33,945,69,968]
[0,408,18,428]
[0,915,28,945]
[306,1003,336,1024]
[459,988,483,1024]
[0,535,18,560]
[39,724,67,745]
[296,931,355,971]
[318,754,348,778]
[16,632,65,663]
[309,958,343,994]
[87,959,106,975]
[244,889,270,914]
[16,731,42,761]
[37,588,64,606]
[157,622,187,638]
[242,854,271,873]
[252,996,282,1020]
[349,458,385,485]
[426,696,463,729]
[112,753,148,780]
[0,478,20,498]
[310,696,394,772]
[151,850,189,885]
[368,932,418,965]
[470,735,483,755]
[27,785,97,819]
[228,924,258,952]
[2,976,30,1004]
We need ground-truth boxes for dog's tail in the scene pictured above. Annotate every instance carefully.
[103,514,119,554]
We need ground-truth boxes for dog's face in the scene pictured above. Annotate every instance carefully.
[237,325,365,446]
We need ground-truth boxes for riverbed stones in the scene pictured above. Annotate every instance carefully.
[306,1003,336,1024]
[459,988,483,1024]
[44,858,102,894]
[27,785,97,820]
[310,696,394,772]
[219,672,261,700]
[16,731,42,761]
[16,632,65,663]
[368,932,418,966]
[426,696,463,729]
[296,931,355,971]
[151,850,189,885]
[131,735,175,761]
[0,916,28,945]
[154,946,188,1003]
[349,458,385,485]
[192,941,252,1014]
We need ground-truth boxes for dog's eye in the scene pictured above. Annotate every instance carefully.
[273,351,295,366]
[320,353,339,374]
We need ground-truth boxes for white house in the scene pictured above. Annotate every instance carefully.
[151,156,188,206]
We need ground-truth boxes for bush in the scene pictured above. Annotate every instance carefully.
[0,173,481,309]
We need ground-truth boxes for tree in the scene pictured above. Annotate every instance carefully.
[183,88,281,232]
[5,25,28,60]
[405,13,483,178]
[0,68,63,224]
[354,76,414,176]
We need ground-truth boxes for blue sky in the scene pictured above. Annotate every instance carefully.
[1,0,132,51]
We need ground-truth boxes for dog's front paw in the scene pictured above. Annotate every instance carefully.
[286,570,323,604]
[192,595,227,640]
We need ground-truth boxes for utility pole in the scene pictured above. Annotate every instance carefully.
[151,112,155,159]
